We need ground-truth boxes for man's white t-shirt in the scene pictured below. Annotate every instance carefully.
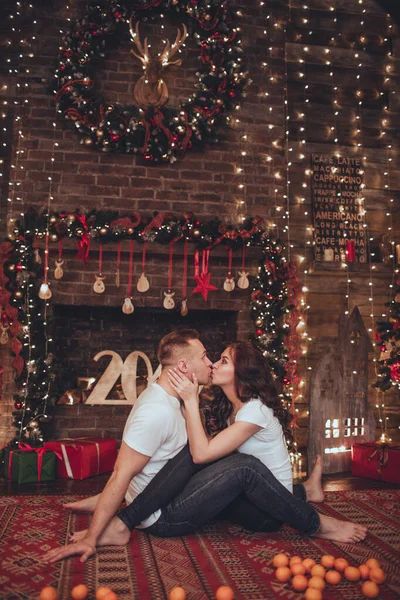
[235,398,293,492]
[123,382,187,528]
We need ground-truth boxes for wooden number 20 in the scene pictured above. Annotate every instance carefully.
[85,350,161,405]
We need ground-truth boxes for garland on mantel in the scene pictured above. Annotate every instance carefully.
[53,0,249,163]
[0,209,294,446]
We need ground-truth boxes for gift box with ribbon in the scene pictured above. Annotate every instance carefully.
[43,437,117,480]
[351,442,400,484]
[4,443,57,484]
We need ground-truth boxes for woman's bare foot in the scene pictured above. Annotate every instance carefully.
[69,518,130,546]
[313,514,367,543]
[303,455,325,503]
[63,494,101,513]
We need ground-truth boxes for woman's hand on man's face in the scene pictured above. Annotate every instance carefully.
[168,368,199,404]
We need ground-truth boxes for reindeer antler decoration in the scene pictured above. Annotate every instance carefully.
[129,16,188,109]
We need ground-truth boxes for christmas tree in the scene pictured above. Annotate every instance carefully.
[374,271,400,393]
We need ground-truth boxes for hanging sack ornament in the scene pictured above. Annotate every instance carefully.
[223,247,235,292]
[163,241,175,310]
[164,291,175,309]
[39,233,52,300]
[137,242,149,292]
[93,245,105,293]
[115,241,121,287]
[181,239,189,316]
[191,249,218,302]
[122,239,135,314]
[238,246,249,289]
[54,239,64,279]
[33,237,41,264]
[0,325,9,345]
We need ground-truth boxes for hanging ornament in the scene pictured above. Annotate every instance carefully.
[93,244,105,293]
[122,239,134,314]
[164,241,175,310]
[181,239,189,316]
[223,247,235,292]
[33,236,42,264]
[164,291,175,310]
[137,242,149,292]
[237,246,249,289]
[0,325,9,345]
[39,233,52,299]
[115,241,121,287]
[191,249,218,302]
[54,238,64,279]
[39,282,52,300]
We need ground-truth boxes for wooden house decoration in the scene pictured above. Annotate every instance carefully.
[308,307,375,474]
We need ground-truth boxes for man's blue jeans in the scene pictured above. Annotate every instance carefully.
[118,447,320,537]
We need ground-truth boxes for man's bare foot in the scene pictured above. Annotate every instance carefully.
[313,514,367,543]
[303,455,325,503]
[69,529,88,542]
[63,494,101,513]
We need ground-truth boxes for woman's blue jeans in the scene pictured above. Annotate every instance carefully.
[118,445,320,537]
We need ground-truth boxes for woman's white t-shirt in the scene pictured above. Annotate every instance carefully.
[235,398,293,492]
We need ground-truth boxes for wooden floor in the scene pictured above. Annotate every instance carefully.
[1,471,398,496]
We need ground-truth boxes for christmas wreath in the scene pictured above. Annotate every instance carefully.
[53,0,249,163]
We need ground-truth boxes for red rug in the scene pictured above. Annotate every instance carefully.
[1,490,399,599]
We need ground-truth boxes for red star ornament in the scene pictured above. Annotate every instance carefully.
[191,272,218,302]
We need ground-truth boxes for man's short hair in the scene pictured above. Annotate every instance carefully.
[157,329,200,366]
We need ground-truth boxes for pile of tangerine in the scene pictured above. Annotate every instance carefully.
[272,552,386,599]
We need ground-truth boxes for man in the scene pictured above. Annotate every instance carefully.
[44,329,212,563]
[44,329,367,564]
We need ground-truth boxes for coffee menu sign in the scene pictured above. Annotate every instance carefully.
[311,154,367,263]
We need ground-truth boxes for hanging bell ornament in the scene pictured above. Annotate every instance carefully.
[223,274,235,292]
[163,290,175,310]
[237,271,249,289]
[54,259,64,280]
[39,282,52,300]
[137,272,150,293]
[34,249,42,264]
[122,297,134,314]
[93,274,105,293]
[180,298,188,316]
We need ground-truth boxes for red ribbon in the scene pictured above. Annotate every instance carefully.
[241,245,246,271]
[98,244,103,274]
[8,443,55,482]
[58,238,63,261]
[127,240,134,298]
[75,214,90,266]
[141,242,147,272]
[227,247,233,277]
[183,239,188,299]
[168,241,174,290]
[346,240,356,262]
[43,233,50,284]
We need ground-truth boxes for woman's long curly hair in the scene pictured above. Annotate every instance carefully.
[200,342,294,448]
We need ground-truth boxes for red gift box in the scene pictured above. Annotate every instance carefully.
[351,442,400,484]
[43,437,117,480]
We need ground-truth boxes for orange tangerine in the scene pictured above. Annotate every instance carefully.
[308,576,326,591]
[325,570,342,585]
[215,586,234,600]
[310,564,326,578]
[39,587,57,600]
[302,558,316,573]
[275,567,291,583]
[169,586,187,600]
[369,567,386,584]
[291,562,306,576]
[344,566,361,582]
[321,554,335,569]
[272,553,289,568]
[365,558,380,570]
[103,593,118,600]
[292,575,308,592]
[289,555,303,566]
[304,589,323,600]
[96,588,113,600]
[361,580,380,598]
[334,558,349,572]
[71,585,89,600]
[359,564,370,579]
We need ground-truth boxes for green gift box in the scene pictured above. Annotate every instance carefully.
[4,446,57,484]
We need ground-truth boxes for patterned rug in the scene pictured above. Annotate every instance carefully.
[0,490,399,600]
